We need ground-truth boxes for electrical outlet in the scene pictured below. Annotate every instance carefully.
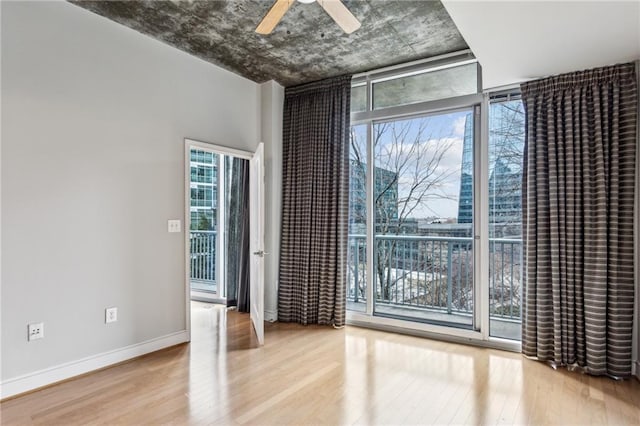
[105,307,118,324]
[167,219,181,233]
[28,322,44,341]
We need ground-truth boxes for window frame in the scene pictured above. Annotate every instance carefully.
[486,89,526,341]
[347,53,522,352]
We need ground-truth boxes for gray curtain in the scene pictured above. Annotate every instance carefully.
[520,63,637,377]
[278,75,351,326]
[226,157,250,312]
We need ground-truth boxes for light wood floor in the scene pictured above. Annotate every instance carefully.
[2,302,640,425]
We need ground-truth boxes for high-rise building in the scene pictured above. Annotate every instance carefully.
[190,149,218,230]
[487,101,524,235]
[457,114,474,224]
[349,160,399,232]
[457,102,524,232]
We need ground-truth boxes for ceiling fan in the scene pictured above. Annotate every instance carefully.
[256,0,361,35]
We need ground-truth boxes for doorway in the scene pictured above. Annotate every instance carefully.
[184,139,265,344]
[188,145,249,308]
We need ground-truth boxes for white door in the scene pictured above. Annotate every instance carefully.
[249,143,265,345]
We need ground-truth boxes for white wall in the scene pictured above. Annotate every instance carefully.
[443,1,640,89]
[1,0,260,395]
[260,81,284,322]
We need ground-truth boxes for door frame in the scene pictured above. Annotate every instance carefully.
[184,138,255,340]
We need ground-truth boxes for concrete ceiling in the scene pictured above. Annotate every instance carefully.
[70,0,468,87]
[443,1,640,89]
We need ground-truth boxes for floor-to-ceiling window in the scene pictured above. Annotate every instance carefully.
[347,52,525,346]
[488,93,525,340]
[372,110,475,328]
[347,124,368,313]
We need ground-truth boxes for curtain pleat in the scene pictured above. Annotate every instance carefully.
[520,63,637,376]
[226,157,250,312]
[278,75,351,326]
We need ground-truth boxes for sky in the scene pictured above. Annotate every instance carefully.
[351,109,471,220]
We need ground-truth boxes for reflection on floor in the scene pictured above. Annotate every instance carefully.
[2,301,639,425]
[191,301,259,352]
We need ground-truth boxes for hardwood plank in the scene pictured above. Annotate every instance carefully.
[2,301,640,425]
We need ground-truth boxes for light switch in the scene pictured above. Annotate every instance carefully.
[168,219,181,233]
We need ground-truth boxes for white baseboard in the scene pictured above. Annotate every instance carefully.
[265,309,277,322]
[0,330,189,400]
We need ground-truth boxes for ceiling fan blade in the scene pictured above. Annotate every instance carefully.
[256,0,294,35]
[318,0,361,34]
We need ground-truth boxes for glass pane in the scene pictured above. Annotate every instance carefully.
[189,148,218,294]
[373,63,478,110]
[191,210,214,230]
[347,124,367,312]
[191,165,213,183]
[488,98,525,340]
[351,85,367,113]
[373,110,474,328]
[190,149,216,165]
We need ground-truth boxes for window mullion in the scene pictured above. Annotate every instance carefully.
[365,120,374,315]
[477,95,490,338]
[217,154,225,299]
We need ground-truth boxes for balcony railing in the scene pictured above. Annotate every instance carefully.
[190,231,216,285]
[488,238,522,321]
[347,234,522,322]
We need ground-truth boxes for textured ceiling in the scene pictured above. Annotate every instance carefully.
[70,0,468,87]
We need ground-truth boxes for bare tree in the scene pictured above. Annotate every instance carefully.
[348,118,460,303]
[488,100,526,236]
[347,102,527,322]
[487,100,525,318]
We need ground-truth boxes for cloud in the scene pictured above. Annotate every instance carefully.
[453,115,468,138]
[378,135,466,219]
[363,111,473,219]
